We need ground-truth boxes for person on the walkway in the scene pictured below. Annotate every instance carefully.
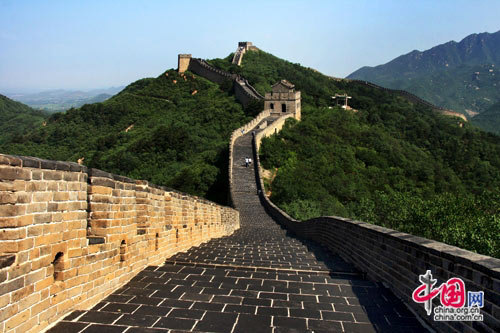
[245,157,249,167]
[248,158,252,166]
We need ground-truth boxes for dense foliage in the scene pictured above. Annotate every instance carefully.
[238,51,500,258]
[1,71,251,203]
[0,94,47,145]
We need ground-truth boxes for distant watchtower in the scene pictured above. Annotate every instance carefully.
[178,54,192,73]
[238,42,253,51]
[264,80,301,120]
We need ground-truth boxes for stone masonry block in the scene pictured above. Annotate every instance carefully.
[31,170,42,180]
[89,185,113,195]
[91,178,116,188]
[13,180,26,191]
[5,308,30,331]
[0,181,14,192]
[0,166,31,181]
[0,154,22,166]
[42,170,63,181]
[0,228,27,240]
[0,276,24,295]
[0,204,26,217]
[0,192,17,204]
[53,192,70,201]
[33,192,52,202]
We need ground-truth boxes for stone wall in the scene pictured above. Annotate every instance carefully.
[188,58,235,85]
[0,154,239,333]
[349,79,467,121]
[233,80,264,107]
[252,130,500,333]
[180,55,264,107]
[254,114,294,151]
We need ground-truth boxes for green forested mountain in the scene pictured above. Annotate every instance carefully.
[0,70,251,203]
[3,48,500,257]
[0,94,47,145]
[223,51,500,258]
[347,30,500,121]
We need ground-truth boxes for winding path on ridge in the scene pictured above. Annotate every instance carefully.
[48,117,426,333]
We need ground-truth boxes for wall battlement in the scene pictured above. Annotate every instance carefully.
[0,154,239,333]
[178,42,264,107]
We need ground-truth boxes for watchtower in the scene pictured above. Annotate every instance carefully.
[178,54,192,73]
[264,80,301,120]
[238,42,253,51]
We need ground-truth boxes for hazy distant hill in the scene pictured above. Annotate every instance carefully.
[0,94,47,144]
[348,30,500,119]
[7,86,123,113]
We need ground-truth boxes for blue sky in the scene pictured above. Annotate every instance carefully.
[1,0,500,93]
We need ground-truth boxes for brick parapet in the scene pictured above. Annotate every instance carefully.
[0,153,239,333]
[252,131,500,332]
[181,51,264,107]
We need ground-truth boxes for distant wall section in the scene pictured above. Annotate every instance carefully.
[177,52,264,107]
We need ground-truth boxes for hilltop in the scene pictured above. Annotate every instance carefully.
[347,30,500,123]
[0,94,47,145]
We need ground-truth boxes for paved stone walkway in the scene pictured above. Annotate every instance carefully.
[48,117,426,332]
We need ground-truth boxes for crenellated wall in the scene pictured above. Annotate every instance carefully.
[188,58,236,85]
[252,123,500,333]
[0,154,239,333]
[180,55,264,107]
[254,114,293,151]
[233,79,264,107]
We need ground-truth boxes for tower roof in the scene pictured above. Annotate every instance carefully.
[272,80,295,89]
[271,80,295,93]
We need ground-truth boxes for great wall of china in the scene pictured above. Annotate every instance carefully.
[184,45,467,121]
[0,43,498,332]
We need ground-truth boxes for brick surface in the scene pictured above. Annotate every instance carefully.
[47,120,425,332]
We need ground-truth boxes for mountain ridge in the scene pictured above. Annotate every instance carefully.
[347,30,500,121]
